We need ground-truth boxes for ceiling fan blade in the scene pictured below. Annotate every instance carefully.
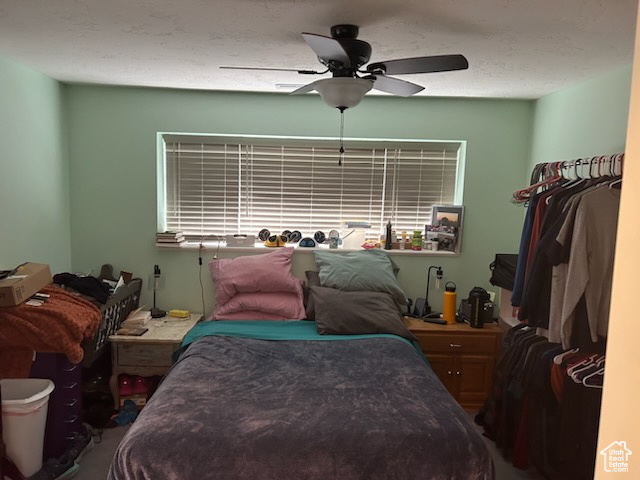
[301,33,351,68]
[220,66,321,75]
[370,75,424,97]
[290,80,322,95]
[368,54,468,75]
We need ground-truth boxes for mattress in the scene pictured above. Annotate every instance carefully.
[108,321,494,480]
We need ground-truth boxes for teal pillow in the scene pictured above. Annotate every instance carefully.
[313,249,408,305]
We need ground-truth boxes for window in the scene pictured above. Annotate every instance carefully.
[160,134,463,241]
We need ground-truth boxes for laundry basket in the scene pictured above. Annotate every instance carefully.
[1,378,55,477]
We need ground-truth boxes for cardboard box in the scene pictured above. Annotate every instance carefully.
[0,263,53,307]
[225,234,255,247]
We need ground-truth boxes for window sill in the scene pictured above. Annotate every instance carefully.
[155,242,460,256]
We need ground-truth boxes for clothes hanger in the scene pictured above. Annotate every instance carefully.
[512,161,564,202]
[571,363,600,383]
[553,348,579,365]
[575,158,587,178]
[559,158,586,190]
[560,159,589,189]
[617,153,625,175]
[565,353,599,377]
[606,153,624,189]
[589,156,601,178]
[609,174,622,189]
[542,162,574,203]
[608,153,625,177]
[610,153,624,177]
[608,155,614,176]
[570,355,604,382]
[582,366,605,389]
[597,155,609,178]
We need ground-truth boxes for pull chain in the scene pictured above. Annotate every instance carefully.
[338,107,346,166]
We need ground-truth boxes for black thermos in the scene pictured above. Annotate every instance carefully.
[468,287,489,328]
[384,220,392,250]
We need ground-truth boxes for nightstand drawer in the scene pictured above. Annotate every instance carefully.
[117,344,174,366]
[415,334,497,355]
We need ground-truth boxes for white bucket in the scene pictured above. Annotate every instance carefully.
[1,378,55,477]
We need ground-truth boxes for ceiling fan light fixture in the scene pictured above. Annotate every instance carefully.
[314,77,373,109]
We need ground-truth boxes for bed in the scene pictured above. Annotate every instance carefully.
[107,320,494,480]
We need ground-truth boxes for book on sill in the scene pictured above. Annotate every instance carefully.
[123,307,151,326]
[156,231,184,238]
[116,327,148,336]
[156,236,186,243]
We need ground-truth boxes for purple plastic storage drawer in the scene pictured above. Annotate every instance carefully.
[30,353,83,461]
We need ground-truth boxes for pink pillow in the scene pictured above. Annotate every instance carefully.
[211,311,295,321]
[213,292,305,320]
[209,248,300,304]
[209,248,304,319]
[214,292,305,320]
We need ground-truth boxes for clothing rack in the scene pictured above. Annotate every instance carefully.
[512,153,623,203]
[512,152,623,349]
[476,324,603,479]
[478,152,624,479]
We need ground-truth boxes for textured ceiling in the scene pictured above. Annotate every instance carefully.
[0,0,636,99]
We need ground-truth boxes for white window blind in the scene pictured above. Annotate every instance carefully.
[163,135,460,240]
[384,148,457,231]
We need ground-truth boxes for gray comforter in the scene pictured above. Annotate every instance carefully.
[108,334,494,479]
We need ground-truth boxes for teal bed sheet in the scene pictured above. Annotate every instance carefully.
[175,320,422,362]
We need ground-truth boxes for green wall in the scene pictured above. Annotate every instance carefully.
[65,86,532,314]
[2,50,631,318]
[529,65,632,171]
[0,56,71,273]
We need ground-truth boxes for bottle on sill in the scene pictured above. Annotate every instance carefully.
[384,221,392,250]
[411,230,422,251]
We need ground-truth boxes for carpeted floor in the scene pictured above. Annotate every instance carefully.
[471,415,544,479]
[74,415,544,479]
[74,426,128,480]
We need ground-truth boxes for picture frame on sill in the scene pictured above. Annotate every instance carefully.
[429,205,464,253]
[431,205,464,228]
[437,232,458,252]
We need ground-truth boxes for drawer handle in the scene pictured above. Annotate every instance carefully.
[456,371,461,376]
[63,364,78,372]
[449,343,462,348]
[64,398,78,407]
[64,415,79,424]
[447,371,453,376]
[63,382,78,389]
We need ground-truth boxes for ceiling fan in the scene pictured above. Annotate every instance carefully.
[221,24,469,110]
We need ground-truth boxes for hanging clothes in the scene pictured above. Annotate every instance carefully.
[510,162,563,307]
[476,154,621,479]
[476,325,605,479]
[559,185,620,346]
[512,154,622,351]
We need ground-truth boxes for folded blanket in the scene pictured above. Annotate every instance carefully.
[0,285,102,377]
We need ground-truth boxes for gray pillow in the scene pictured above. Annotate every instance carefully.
[311,286,416,342]
[313,249,407,304]
[304,270,322,320]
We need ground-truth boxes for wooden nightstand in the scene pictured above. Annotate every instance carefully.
[404,317,503,410]
[108,313,202,408]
